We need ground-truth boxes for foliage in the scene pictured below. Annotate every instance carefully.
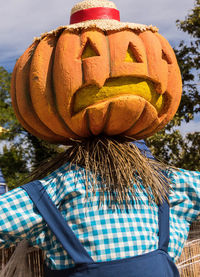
[0,66,61,189]
[175,0,200,122]
[0,67,21,138]
[147,0,200,170]
[0,144,28,189]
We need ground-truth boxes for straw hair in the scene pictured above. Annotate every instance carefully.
[28,137,172,209]
[34,0,158,41]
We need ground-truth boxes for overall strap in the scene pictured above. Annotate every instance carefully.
[133,141,170,253]
[158,199,170,253]
[22,181,94,265]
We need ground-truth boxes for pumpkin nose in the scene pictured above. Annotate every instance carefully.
[81,33,110,88]
[82,58,110,88]
[83,58,109,88]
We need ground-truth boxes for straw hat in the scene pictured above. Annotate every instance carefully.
[35,0,158,41]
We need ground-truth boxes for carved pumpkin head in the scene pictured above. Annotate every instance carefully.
[11,0,182,144]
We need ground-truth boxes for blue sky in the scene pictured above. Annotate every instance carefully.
[0,0,199,134]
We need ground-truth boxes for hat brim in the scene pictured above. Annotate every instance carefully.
[34,19,158,41]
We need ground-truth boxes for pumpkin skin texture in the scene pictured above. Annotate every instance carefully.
[11,29,182,143]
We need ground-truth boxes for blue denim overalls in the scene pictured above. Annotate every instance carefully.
[22,141,180,276]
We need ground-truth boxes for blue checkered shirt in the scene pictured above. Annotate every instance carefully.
[0,164,199,270]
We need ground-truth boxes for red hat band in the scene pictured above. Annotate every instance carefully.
[70,7,120,24]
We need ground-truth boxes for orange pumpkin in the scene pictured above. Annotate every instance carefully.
[11,29,182,144]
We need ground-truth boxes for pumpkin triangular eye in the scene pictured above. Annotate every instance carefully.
[125,45,137,63]
[81,40,100,59]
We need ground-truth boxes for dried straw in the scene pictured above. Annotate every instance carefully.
[177,241,200,275]
[29,136,171,209]
[0,241,44,277]
[71,0,117,14]
[0,240,31,277]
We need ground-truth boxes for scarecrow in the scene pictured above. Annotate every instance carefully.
[0,0,199,276]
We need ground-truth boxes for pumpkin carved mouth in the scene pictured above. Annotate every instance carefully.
[72,77,164,115]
